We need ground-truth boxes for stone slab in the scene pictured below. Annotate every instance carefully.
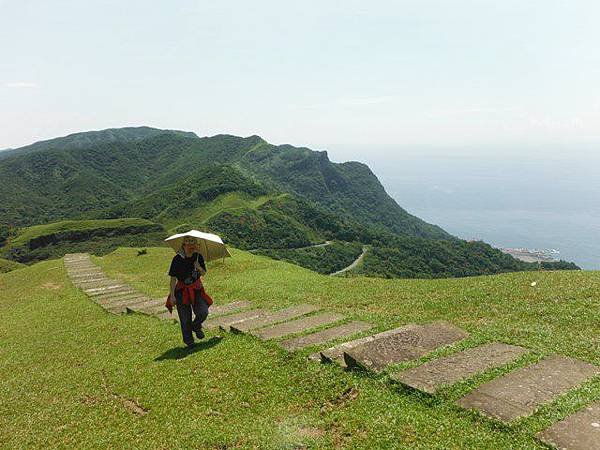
[457,355,600,423]
[93,288,138,299]
[105,297,153,313]
[391,342,528,394]
[69,271,105,278]
[74,279,113,288]
[71,275,108,282]
[209,300,253,317]
[127,298,167,314]
[282,321,374,352]
[135,303,168,315]
[228,304,320,333]
[537,400,600,450]
[68,268,104,274]
[73,275,110,282]
[315,326,412,367]
[204,309,267,330]
[343,322,469,373]
[101,295,152,308]
[65,264,96,270]
[251,312,344,340]
[66,265,95,269]
[85,285,130,296]
[95,293,143,306]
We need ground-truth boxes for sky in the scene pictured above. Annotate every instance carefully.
[2,0,600,158]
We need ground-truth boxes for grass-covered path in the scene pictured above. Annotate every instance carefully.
[1,247,599,448]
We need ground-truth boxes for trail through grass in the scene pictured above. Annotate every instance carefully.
[1,247,599,448]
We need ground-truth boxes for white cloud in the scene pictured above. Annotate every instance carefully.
[5,81,38,88]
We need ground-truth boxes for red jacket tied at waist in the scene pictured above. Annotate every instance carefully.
[165,278,213,313]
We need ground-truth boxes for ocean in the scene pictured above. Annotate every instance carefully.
[364,150,600,270]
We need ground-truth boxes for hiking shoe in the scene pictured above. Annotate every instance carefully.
[195,328,205,340]
[186,341,196,349]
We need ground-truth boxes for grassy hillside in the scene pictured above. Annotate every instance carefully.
[0,127,580,277]
[1,248,597,448]
[1,218,165,263]
[255,241,364,274]
[0,257,24,273]
[0,128,447,241]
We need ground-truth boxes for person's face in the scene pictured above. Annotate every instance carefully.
[183,238,197,252]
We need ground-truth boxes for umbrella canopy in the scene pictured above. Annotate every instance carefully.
[164,230,231,262]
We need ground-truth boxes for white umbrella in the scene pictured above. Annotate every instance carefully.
[164,229,231,262]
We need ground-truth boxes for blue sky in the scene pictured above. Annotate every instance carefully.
[1,0,599,159]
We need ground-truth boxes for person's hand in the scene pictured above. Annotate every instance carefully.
[168,293,176,304]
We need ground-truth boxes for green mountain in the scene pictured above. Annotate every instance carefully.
[0,127,579,276]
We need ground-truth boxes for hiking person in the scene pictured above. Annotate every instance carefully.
[167,236,209,347]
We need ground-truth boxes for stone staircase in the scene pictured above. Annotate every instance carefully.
[64,253,600,450]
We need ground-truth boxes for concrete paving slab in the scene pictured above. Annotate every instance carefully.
[316,326,415,367]
[92,287,137,298]
[283,321,373,352]
[209,300,253,317]
[457,355,600,423]
[204,309,267,330]
[85,285,130,296]
[95,292,143,306]
[343,322,469,373]
[229,304,320,333]
[127,299,168,313]
[537,400,600,450]
[391,342,528,394]
[251,312,344,340]
[105,297,153,313]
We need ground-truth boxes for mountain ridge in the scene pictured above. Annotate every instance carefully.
[0,126,579,276]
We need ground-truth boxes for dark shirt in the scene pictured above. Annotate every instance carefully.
[168,252,206,284]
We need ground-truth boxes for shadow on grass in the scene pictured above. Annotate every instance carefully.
[155,336,223,361]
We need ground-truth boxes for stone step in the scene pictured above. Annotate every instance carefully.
[92,287,137,298]
[74,278,113,287]
[64,257,90,263]
[67,266,102,273]
[65,262,96,269]
[95,292,143,306]
[71,275,109,282]
[70,272,109,281]
[282,321,374,352]
[251,312,344,340]
[228,304,320,333]
[69,271,106,280]
[391,342,528,394]
[105,297,153,313]
[457,355,600,423]
[312,326,410,367]
[343,322,469,373]
[204,309,267,330]
[85,285,130,296]
[209,300,253,317]
[127,299,167,314]
[135,302,168,314]
[537,400,600,450]
[75,280,118,290]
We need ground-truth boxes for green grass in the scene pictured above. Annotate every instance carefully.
[1,247,599,448]
[0,257,24,273]
[163,192,274,231]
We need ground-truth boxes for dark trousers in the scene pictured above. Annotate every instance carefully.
[175,290,209,345]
